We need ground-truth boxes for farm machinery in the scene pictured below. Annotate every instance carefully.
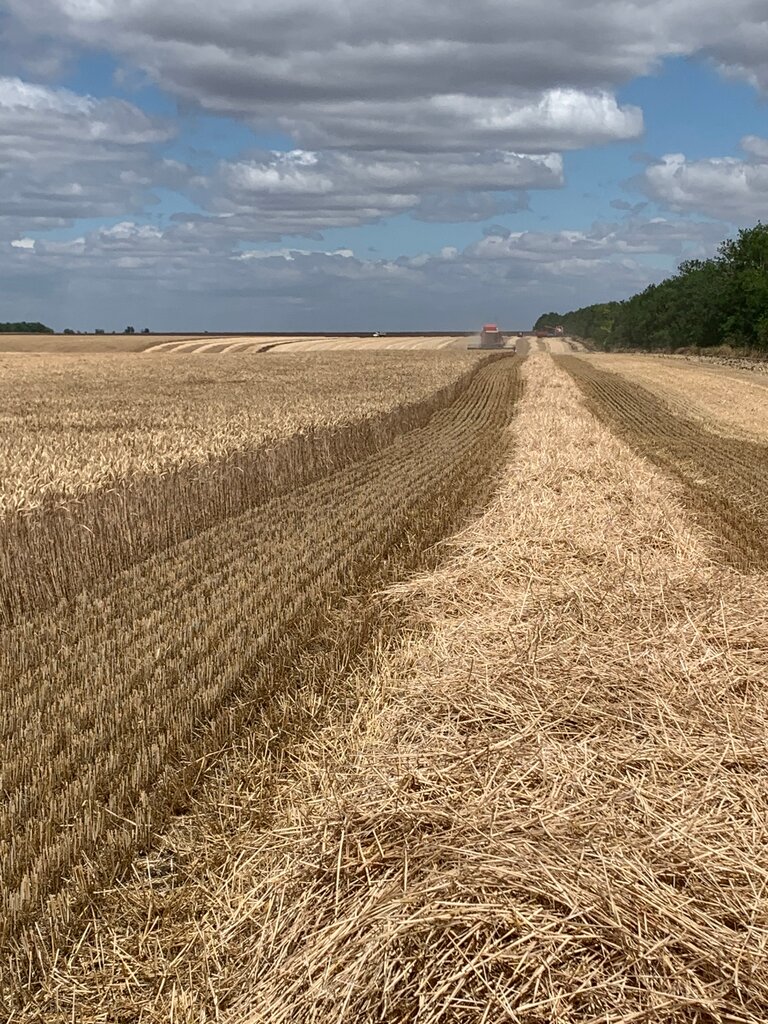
[468,323,514,351]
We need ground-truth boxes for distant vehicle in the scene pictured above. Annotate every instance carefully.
[468,323,508,350]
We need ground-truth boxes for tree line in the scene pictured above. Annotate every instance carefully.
[535,222,768,352]
[0,322,53,334]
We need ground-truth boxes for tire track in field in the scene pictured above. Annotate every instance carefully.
[557,355,768,570]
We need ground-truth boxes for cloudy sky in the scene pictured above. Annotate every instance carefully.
[2,0,768,331]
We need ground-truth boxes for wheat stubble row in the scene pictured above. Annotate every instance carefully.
[558,354,768,569]
[0,355,522,1006]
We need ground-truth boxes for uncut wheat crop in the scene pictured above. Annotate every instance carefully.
[0,350,480,516]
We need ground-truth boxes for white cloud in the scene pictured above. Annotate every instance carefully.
[742,135,768,159]
[640,149,768,220]
[0,0,765,327]
[0,1,651,154]
[273,91,642,153]
[0,76,171,157]
[6,0,768,157]
[236,246,355,261]
[195,148,563,234]
[0,76,175,233]
[467,218,727,263]
[3,213,721,331]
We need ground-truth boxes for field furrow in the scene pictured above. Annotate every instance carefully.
[0,352,483,623]
[26,353,768,1024]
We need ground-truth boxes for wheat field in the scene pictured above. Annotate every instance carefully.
[0,350,480,514]
[586,352,768,441]
[3,343,768,1022]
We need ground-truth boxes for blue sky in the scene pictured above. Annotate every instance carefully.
[2,0,768,331]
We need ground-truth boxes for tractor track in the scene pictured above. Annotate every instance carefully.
[557,355,768,570]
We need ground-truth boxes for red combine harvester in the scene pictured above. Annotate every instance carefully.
[468,323,511,350]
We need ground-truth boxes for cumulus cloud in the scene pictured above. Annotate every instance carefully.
[2,0,766,327]
[741,134,768,159]
[1,0,654,152]
[0,77,174,233]
[0,77,170,153]
[466,218,727,264]
[273,91,642,153]
[5,213,721,331]
[8,0,768,159]
[190,149,562,235]
[640,140,768,220]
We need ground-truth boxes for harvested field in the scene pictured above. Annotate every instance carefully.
[588,352,768,441]
[144,336,302,354]
[264,335,468,353]
[0,356,522,1005]
[0,334,473,355]
[5,345,768,1023]
[0,334,198,354]
[519,335,583,355]
[0,351,479,514]
[23,354,768,1023]
[558,355,768,570]
[147,335,471,354]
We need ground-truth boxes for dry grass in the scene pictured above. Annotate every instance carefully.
[588,353,768,441]
[0,350,479,515]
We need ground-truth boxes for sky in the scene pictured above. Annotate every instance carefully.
[1,1,767,332]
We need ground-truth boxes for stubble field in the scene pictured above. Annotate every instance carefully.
[3,340,768,1022]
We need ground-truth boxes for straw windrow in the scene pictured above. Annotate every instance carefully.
[586,353,768,442]
[221,353,768,1022]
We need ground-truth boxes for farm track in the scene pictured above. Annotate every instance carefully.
[558,355,768,569]
[0,355,522,1001]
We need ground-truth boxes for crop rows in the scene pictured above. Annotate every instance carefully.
[558,355,768,568]
[0,351,481,624]
[0,355,522,998]
[1,350,480,514]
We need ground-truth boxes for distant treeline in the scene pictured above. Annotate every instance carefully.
[535,222,768,352]
[0,322,53,334]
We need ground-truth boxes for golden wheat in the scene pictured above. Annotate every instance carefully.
[0,355,521,1010]
[0,350,480,515]
[559,354,768,569]
[587,352,768,441]
[22,354,768,1023]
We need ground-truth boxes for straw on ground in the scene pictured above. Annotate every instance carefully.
[25,353,768,1023]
